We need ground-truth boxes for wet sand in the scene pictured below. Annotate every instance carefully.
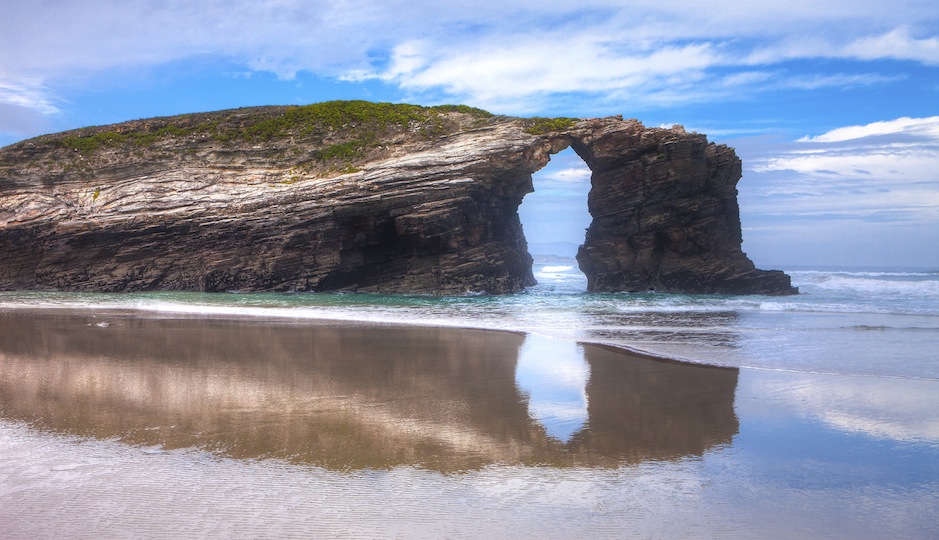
[1,310,937,538]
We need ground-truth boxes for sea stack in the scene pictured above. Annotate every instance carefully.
[0,101,796,295]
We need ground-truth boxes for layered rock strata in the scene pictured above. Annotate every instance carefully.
[570,118,796,294]
[0,101,795,295]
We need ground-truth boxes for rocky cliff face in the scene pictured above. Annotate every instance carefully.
[0,101,795,295]
[567,118,796,294]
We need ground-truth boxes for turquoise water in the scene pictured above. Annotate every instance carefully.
[2,261,937,379]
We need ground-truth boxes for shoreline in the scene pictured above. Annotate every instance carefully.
[2,280,938,381]
[0,309,743,470]
[0,300,710,371]
[2,299,937,538]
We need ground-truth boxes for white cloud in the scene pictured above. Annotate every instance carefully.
[342,35,729,112]
[1,0,937,129]
[542,167,592,183]
[379,37,721,94]
[797,116,939,143]
[0,80,60,116]
[752,117,939,185]
[737,116,939,266]
[754,149,938,182]
[843,27,939,65]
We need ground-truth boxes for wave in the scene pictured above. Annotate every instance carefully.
[789,271,939,303]
[605,296,939,317]
[539,265,576,273]
[0,296,513,334]
[789,269,939,278]
[754,300,898,314]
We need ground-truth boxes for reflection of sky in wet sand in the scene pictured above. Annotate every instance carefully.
[515,335,589,442]
[1,311,937,537]
[741,370,939,444]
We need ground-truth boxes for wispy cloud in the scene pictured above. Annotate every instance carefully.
[346,36,724,111]
[843,27,939,65]
[752,116,939,186]
[796,116,939,142]
[541,166,592,184]
[737,116,939,265]
[744,29,939,66]
[0,81,60,116]
[1,0,937,132]
[0,80,60,136]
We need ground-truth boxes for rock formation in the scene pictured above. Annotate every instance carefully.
[570,119,795,294]
[0,101,795,295]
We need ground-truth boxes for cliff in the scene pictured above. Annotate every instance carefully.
[571,119,795,294]
[0,101,795,295]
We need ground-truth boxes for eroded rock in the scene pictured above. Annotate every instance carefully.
[568,117,796,294]
[0,101,795,295]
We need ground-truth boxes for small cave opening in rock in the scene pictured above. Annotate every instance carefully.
[518,146,592,293]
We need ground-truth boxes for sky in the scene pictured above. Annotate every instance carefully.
[1,1,937,268]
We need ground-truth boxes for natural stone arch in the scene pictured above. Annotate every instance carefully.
[0,105,795,295]
[524,117,794,295]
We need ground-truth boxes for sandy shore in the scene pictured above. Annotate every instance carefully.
[1,308,937,538]
[0,309,738,470]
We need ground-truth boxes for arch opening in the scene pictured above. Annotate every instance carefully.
[518,146,592,293]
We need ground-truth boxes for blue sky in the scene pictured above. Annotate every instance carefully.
[1,1,937,268]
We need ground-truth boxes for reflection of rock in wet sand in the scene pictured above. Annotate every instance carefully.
[0,311,738,470]
[576,345,739,463]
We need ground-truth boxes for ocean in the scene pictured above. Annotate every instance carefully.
[2,260,937,380]
[2,260,938,538]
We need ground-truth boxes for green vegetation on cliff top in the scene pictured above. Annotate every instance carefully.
[21,101,579,177]
[50,101,498,155]
[54,125,205,155]
[45,101,579,157]
[523,117,578,135]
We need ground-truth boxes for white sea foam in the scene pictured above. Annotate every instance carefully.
[798,275,939,294]
[539,265,575,273]
[613,302,739,314]
[789,269,938,278]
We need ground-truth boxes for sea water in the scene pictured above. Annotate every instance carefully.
[2,261,938,538]
[1,261,937,380]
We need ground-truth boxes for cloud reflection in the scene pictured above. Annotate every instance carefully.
[515,334,589,442]
[748,371,939,444]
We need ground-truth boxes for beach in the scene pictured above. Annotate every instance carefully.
[2,1,937,536]
[1,308,937,539]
